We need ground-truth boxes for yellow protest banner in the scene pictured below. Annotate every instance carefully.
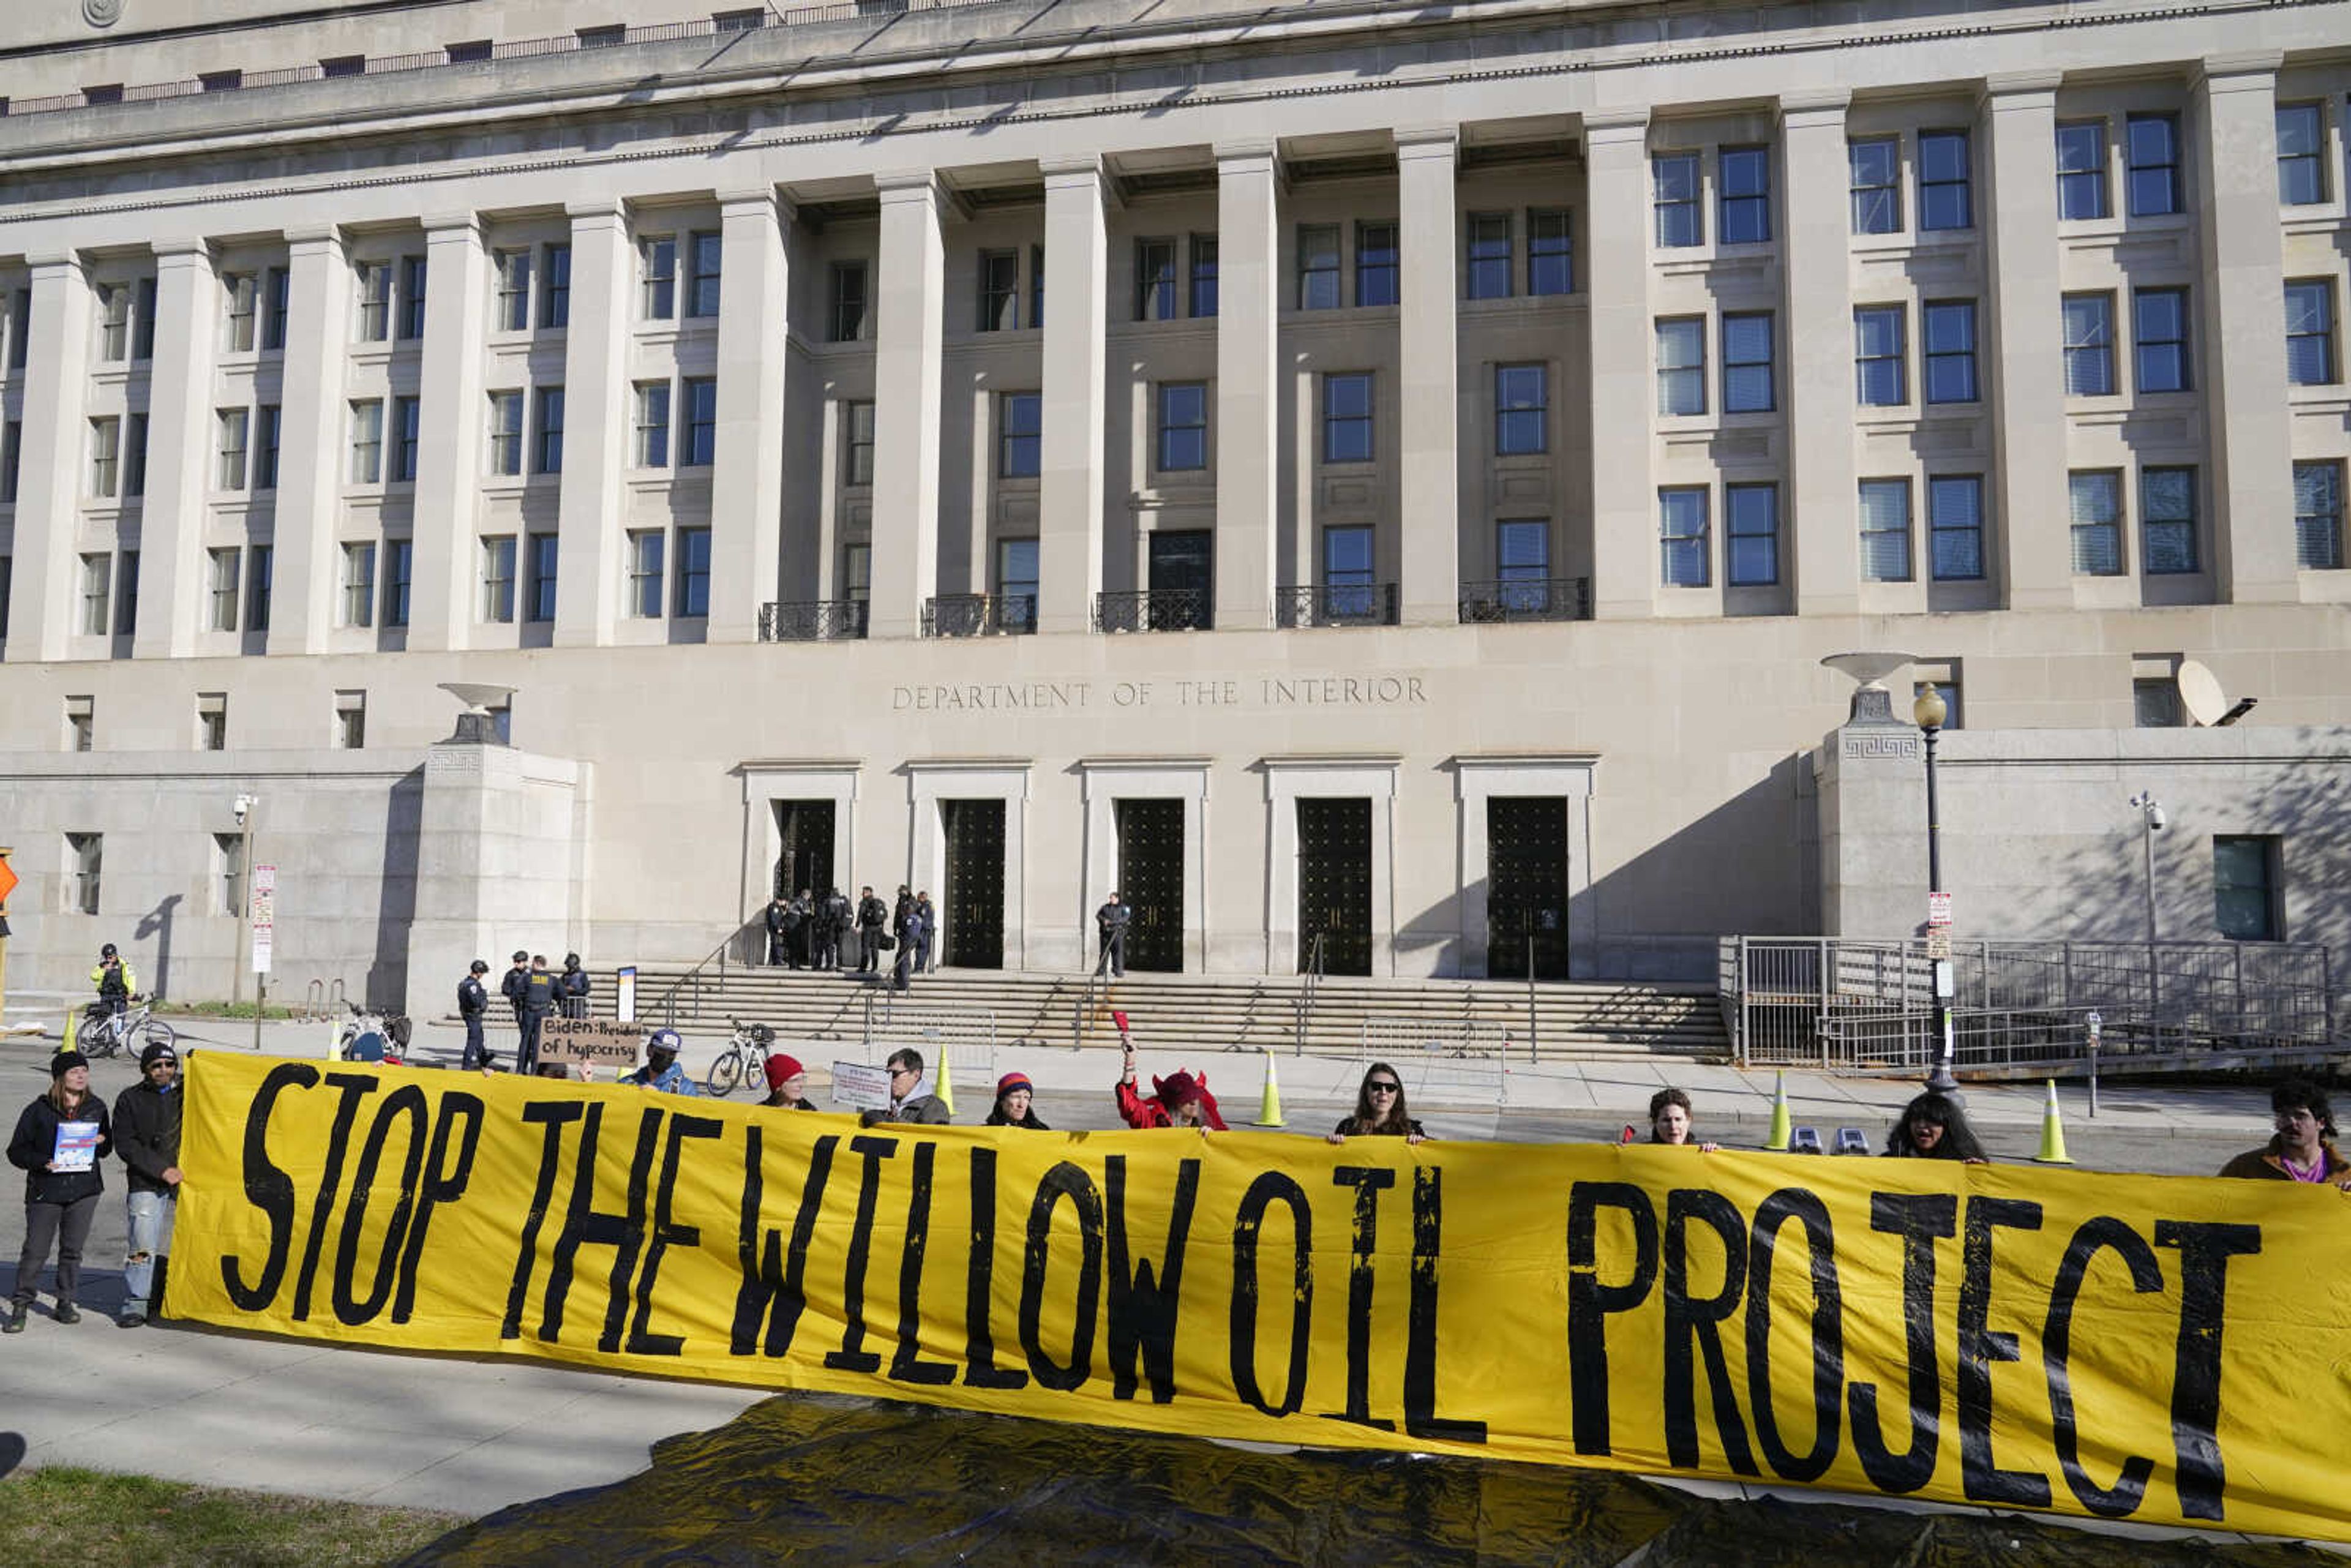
[173,1054,2351,1542]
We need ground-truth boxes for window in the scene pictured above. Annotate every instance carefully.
[1916,131,1972,231]
[334,691,366,751]
[1497,520,1550,597]
[1528,209,1572,296]
[123,413,148,499]
[1718,146,1772,244]
[1157,382,1209,471]
[1849,138,1902,234]
[68,833,102,913]
[246,544,272,632]
[383,538,413,628]
[1136,239,1179,321]
[1922,301,1978,404]
[255,405,281,490]
[2062,293,2115,396]
[445,39,492,63]
[541,243,571,329]
[1725,484,1778,587]
[1494,364,1548,455]
[635,382,672,468]
[0,556,10,636]
[1928,475,1985,580]
[1296,224,1341,309]
[267,266,293,349]
[687,231,722,318]
[481,535,517,623]
[320,54,364,78]
[2134,288,2189,393]
[997,536,1040,621]
[1,421,18,503]
[2293,460,2344,570]
[843,542,871,604]
[625,530,664,620]
[2276,104,2326,206]
[1659,488,1709,587]
[208,548,241,631]
[844,400,875,486]
[1655,318,1706,416]
[1853,305,1907,407]
[2141,465,2197,574]
[2213,837,2281,942]
[201,69,243,92]
[1321,525,1374,616]
[641,236,677,320]
[64,697,94,754]
[1355,222,1399,308]
[217,408,249,490]
[1653,153,1702,247]
[115,549,138,636]
[197,694,227,753]
[1466,213,1512,299]
[713,7,763,30]
[525,533,558,623]
[828,260,869,341]
[80,554,111,636]
[1030,243,1046,330]
[97,282,130,361]
[487,391,523,476]
[1321,372,1373,463]
[133,277,156,359]
[2056,122,2109,220]
[1720,313,1774,414]
[357,261,392,341]
[2285,280,2336,386]
[1188,235,1218,318]
[999,392,1042,478]
[682,377,718,465]
[211,831,245,911]
[2134,680,2183,729]
[391,396,419,482]
[578,23,626,45]
[2126,113,2181,217]
[6,287,28,370]
[1859,479,1913,581]
[533,386,565,475]
[340,541,376,628]
[224,271,257,351]
[494,249,531,332]
[675,526,712,617]
[2069,470,2123,575]
[350,399,384,484]
[88,416,120,498]
[977,249,1020,332]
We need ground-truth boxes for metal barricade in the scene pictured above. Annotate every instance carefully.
[862,997,998,1088]
[1359,1018,1509,1108]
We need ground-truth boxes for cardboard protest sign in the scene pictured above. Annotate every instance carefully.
[538,1018,643,1070]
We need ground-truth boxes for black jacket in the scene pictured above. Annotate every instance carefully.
[113,1080,182,1196]
[9,1092,115,1206]
[459,975,490,1018]
[501,967,530,1007]
[558,969,590,1003]
[522,969,560,1016]
[857,896,888,930]
[765,902,791,936]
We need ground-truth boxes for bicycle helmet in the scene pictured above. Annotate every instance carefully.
[101,942,118,958]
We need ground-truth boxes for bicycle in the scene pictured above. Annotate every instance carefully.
[705,1018,775,1097]
[80,996,176,1060]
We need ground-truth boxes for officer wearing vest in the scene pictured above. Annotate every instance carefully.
[784,890,812,969]
[518,955,560,1074]
[86,943,138,1038]
[458,960,493,1071]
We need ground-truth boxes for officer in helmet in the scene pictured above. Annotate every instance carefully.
[623,1028,699,1096]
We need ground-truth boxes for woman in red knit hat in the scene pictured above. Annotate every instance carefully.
[759,1053,814,1111]
[986,1073,1051,1130]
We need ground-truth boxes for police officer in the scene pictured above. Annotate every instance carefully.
[1095,891,1131,978]
[557,953,591,1019]
[519,956,560,1074]
[500,950,530,1061]
[855,886,889,974]
[818,887,850,972]
[784,889,812,970]
[459,959,493,1071]
[88,943,138,1040]
[763,895,792,967]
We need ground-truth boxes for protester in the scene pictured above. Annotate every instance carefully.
[1884,1091,1989,1161]
[6,1051,114,1332]
[2218,1079,2351,1188]
[861,1048,951,1125]
[760,1053,815,1111]
[458,959,494,1071]
[1115,1038,1225,1129]
[112,1040,182,1327]
[557,954,591,1020]
[1328,1062,1427,1145]
[1646,1087,1719,1152]
[623,1029,699,1095]
[987,1072,1051,1130]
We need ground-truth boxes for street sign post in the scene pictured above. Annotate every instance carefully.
[250,864,277,1052]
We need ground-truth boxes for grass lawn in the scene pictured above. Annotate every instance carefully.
[0,1466,465,1566]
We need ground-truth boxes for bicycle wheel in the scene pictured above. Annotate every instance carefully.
[143,1019,178,1053]
[84,1024,119,1059]
[706,1049,744,1097]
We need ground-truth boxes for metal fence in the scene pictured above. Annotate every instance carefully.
[1722,936,2335,1071]
[1359,1018,1510,1106]
[861,994,997,1086]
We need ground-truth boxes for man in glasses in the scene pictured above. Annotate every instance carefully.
[113,1041,183,1326]
[2219,1078,2351,1188]
[862,1048,951,1126]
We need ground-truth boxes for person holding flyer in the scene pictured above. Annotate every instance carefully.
[5,1049,114,1332]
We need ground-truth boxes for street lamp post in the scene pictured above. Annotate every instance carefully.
[234,794,258,1049]
[1914,683,1958,1094]
[2129,791,2165,1022]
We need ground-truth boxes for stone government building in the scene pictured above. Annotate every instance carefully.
[0,0,2347,1019]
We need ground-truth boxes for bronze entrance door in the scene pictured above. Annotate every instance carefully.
[1487,796,1569,980]
[940,799,1005,969]
[771,800,836,901]
[1297,798,1373,975]
[1114,798,1185,972]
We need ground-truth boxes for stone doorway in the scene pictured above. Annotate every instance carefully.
[1296,797,1373,975]
[940,798,1005,969]
[1487,796,1569,980]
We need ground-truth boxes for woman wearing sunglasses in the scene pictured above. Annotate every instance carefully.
[1327,1062,1427,1146]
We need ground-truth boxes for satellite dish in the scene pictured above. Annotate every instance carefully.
[2175,661,2225,727]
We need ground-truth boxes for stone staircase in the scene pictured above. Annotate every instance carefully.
[596,963,1729,1062]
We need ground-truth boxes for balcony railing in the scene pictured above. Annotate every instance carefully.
[1457,577,1593,624]
[923,593,1037,638]
[1094,588,1211,633]
[1277,583,1398,629]
[758,599,869,642]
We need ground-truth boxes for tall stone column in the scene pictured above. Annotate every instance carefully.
[1780,91,1861,617]
[1213,142,1281,631]
[5,255,92,661]
[1583,110,1656,620]
[553,201,632,648]
[1981,75,2071,610]
[133,239,219,660]
[2195,54,2297,603]
[708,189,790,642]
[1038,157,1111,637]
[268,227,351,655]
[408,214,489,652]
[1397,127,1461,628]
[868,172,945,642]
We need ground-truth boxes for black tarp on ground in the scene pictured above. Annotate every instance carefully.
[400,1395,2334,1567]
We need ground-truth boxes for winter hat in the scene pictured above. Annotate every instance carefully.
[1153,1070,1200,1109]
[50,1050,90,1077]
[764,1053,806,1091]
[995,1072,1035,1100]
[140,1040,178,1070]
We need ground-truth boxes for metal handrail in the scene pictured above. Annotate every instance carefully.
[1458,576,1593,623]
[1277,583,1398,629]
[648,925,756,1029]
[1094,588,1211,633]
[759,599,869,641]
[1295,932,1327,1055]
[924,593,1037,637]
